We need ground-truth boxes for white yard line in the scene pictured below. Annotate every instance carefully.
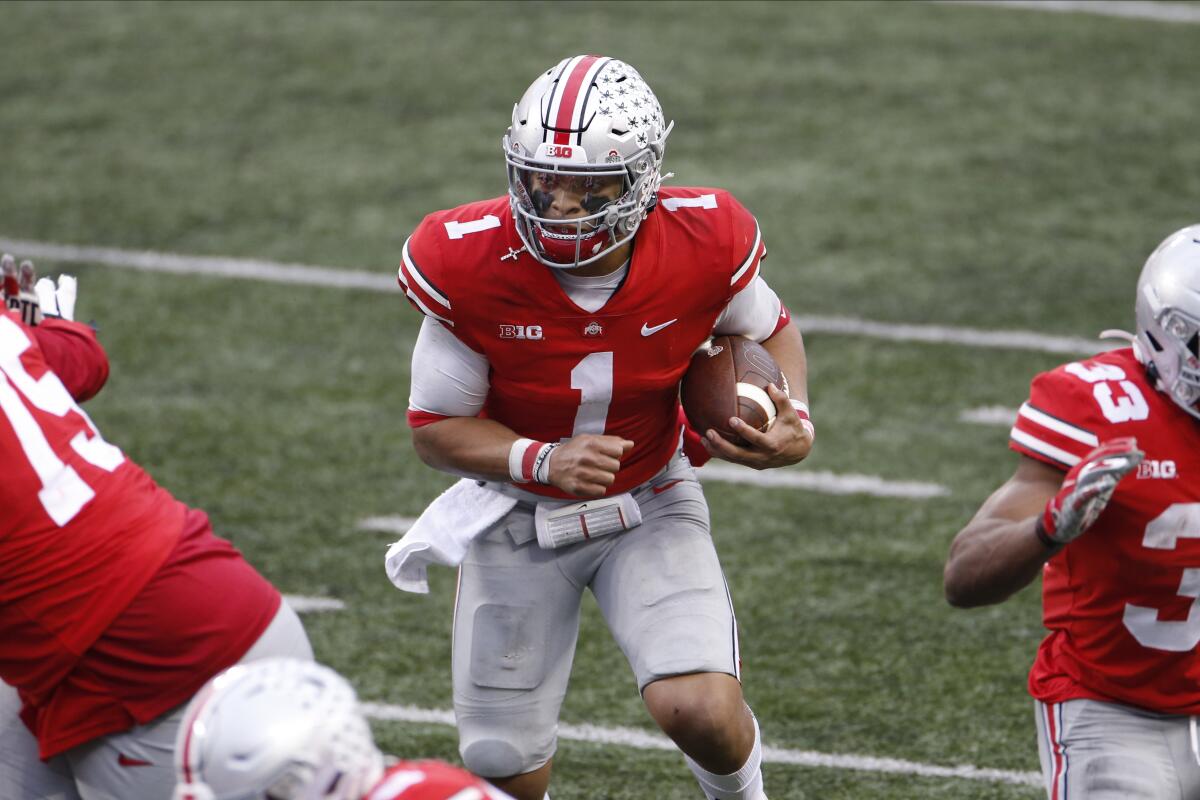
[0,236,1105,355]
[698,463,950,499]
[0,237,397,292]
[795,314,1106,355]
[283,594,346,613]
[959,405,1017,426]
[358,515,418,535]
[359,701,1040,787]
[934,0,1200,23]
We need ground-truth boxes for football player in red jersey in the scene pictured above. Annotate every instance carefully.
[944,227,1200,798]
[0,256,313,800]
[393,56,814,800]
[173,658,514,800]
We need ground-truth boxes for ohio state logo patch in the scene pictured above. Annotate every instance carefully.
[583,321,603,337]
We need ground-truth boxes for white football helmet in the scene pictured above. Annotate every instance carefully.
[503,55,672,268]
[173,659,384,800]
[1134,224,1200,421]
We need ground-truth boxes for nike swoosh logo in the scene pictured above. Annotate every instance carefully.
[117,754,153,768]
[652,479,684,495]
[641,319,678,336]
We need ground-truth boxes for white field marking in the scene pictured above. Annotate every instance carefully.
[959,405,1017,426]
[0,237,397,292]
[0,236,1105,356]
[794,313,1107,355]
[698,463,950,499]
[359,701,1040,787]
[358,515,418,535]
[934,0,1200,24]
[283,594,346,613]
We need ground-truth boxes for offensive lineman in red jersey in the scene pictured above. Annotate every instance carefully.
[393,56,813,799]
[0,256,313,800]
[173,658,514,800]
[944,226,1200,798]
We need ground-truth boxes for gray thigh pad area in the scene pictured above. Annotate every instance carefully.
[468,603,546,690]
[593,473,739,687]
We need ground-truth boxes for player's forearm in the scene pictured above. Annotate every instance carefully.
[761,322,808,405]
[943,516,1056,608]
[410,417,528,483]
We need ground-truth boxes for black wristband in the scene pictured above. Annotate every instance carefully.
[1033,517,1062,551]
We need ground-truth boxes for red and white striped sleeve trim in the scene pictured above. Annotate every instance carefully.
[730,219,765,294]
[398,236,453,327]
[1009,401,1099,468]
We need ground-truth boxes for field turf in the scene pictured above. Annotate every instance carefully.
[3,2,1197,797]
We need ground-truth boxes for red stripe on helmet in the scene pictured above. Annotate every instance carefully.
[178,678,222,786]
[553,55,600,145]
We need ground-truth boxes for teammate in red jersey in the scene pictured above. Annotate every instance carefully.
[173,658,514,800]
[0,256,312,800]
[944,226,1200,798]
[393,56,813,800]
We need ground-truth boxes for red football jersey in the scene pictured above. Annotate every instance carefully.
[365,760,511,800]
[1010,347,1200,714]
[398,188,767,498]
[0,310,185,707]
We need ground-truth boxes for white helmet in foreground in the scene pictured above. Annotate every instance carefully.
[173,659,384,800]
[503,55,672,269]
[1135,225,1200,421]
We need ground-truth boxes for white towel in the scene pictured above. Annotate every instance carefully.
[384,479,518,594]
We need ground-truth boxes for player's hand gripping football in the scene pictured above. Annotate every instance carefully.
[548,434,636,499]
[1,254,77,325]
[703,383,814,470]
[1037,437,1143,546]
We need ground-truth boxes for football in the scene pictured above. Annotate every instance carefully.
[680,335,785,446]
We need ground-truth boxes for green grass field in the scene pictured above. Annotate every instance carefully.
[3,2,1197,797]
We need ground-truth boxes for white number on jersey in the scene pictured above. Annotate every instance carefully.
[443,215,501,240]
[569,351,613,438]
[1064,361,1149,423]
[0,316,123,526]
[1123,503,1200,652]
[662,194,718,212]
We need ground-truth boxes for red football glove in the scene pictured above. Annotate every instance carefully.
[1036,437,1144,546]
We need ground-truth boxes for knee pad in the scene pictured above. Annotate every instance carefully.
[460,738,533,779]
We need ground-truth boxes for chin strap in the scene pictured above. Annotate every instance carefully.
[1100,328,1162,388]
[1099,328,1145,363]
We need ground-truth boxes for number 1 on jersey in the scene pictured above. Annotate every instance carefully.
[569,351,613,438]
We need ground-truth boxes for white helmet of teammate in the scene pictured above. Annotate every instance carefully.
[503,55,673,269]
[172,659,384,800]
[1135,224,1200,421]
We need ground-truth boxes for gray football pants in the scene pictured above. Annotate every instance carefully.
[454,454,741,779]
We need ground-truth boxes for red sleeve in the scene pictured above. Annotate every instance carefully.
[397,215,488,355]
[29,318,109,402]
[406,408,453,429]
[770,302,792,338]
[398,219,455,328]
[1009,363,1105,470]
[725,193,766,297]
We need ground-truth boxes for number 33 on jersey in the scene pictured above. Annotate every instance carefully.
[1010,346,1200,714]
[397,188,766,499]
